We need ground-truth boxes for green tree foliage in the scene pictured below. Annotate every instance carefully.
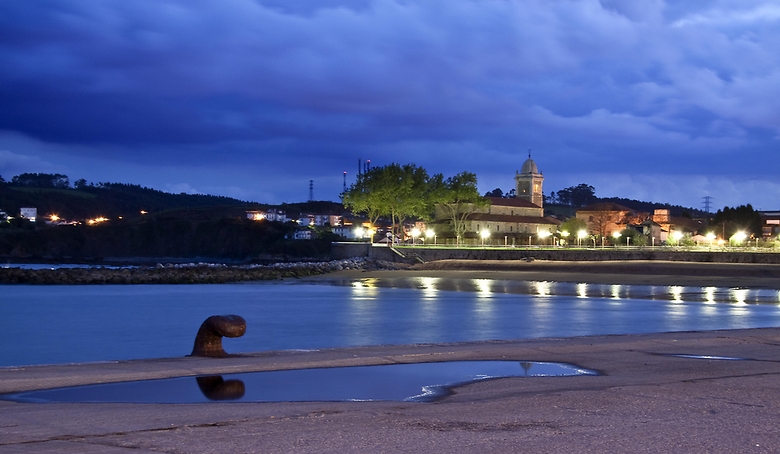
[342,163,441,237]
[10,173,70,189]
[433,172,487,242]
[342,166,392,230]
[556,184,596,207]
[342,165,486,242]
[559,217,587,236]
[711,204,762,238]
[617,227,644,246]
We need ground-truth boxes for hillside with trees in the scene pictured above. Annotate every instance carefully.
[0,173,339,261]
[0,173,259,221]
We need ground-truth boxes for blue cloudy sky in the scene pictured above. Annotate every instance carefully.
[1,0,778,209]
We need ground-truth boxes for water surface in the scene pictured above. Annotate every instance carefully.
[2,278,779,367]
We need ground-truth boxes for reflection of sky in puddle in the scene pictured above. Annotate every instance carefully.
[2,361,597,404]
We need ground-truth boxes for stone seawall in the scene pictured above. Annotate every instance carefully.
[0,258,372,285]
[361,245,780,264]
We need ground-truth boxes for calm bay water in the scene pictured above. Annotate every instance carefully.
[2,277,780,367]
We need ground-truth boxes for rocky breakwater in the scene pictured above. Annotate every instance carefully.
[0,258,371,285]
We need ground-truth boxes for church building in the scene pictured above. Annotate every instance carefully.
[457,153,560,244]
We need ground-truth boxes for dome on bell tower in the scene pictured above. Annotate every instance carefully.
[520,157,539,175]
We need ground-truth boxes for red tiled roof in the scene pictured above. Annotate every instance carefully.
[485,196,540,209]
[468,213,560,225]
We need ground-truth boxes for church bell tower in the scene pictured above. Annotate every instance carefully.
[515,149,544,207]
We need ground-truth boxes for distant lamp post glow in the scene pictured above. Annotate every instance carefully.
[354,227,365,240]
[425,229,436,245]
[480,229,491,246]
[538,230,551,246]
[612,231,621,247]
[411,228,421,245]
[577,229,587,247]
[366,228,376,243]
[706,232,716,248]
[50,214,60,222]
[672,231,683,243]
[731,231,747,246]
[561,230,570,246]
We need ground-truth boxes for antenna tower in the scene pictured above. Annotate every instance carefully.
[308,180,314,202]
[343,171,347,192]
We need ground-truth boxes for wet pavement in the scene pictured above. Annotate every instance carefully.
[2,327,780,453]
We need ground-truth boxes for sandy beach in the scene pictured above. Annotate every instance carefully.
[2,261,780,453]
[316,259,780,289]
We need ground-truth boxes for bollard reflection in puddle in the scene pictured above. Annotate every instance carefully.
[196,375,246,401]
[2,361,597,404]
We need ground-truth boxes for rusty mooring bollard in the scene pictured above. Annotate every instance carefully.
[190,315,246,357]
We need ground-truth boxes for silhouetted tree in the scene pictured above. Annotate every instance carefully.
[10,173,70,189]
[556,184,596,207]
[710,205,762,238]
[484,188,504,198]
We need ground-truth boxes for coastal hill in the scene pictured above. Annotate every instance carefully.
[0,176,343,262]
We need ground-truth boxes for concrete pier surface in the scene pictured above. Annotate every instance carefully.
[2,327,780,453]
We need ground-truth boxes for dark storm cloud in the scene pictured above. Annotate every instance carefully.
[1,0,779,206]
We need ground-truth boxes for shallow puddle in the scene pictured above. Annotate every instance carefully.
[2,361,597,403]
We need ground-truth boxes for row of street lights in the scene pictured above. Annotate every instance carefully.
[358,225,757,248]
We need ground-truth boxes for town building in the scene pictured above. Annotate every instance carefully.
[19,207,37,222]
[760,211,780,239]
[467,197,559,239]
[292,229,313,240]
[575,202,638,238]
[246,209,288,222]
[576,204,704,243]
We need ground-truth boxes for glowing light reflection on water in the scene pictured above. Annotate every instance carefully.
[1,279,780,367]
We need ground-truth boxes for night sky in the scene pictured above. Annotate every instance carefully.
[1,0,778,209]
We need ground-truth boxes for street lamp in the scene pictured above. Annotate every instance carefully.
[480,229,490,247]
[671,231,683,246]
[425,229,436,245]
[612,231,621,248]
[731,231,747,246]
[411,228,421,245]
[706,232,716,248]
[355,227,365,240]
[577,229,587,247]
[561,231,570,247]
[538,230,551,247]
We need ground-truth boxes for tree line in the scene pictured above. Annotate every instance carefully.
[341,163,486,241]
